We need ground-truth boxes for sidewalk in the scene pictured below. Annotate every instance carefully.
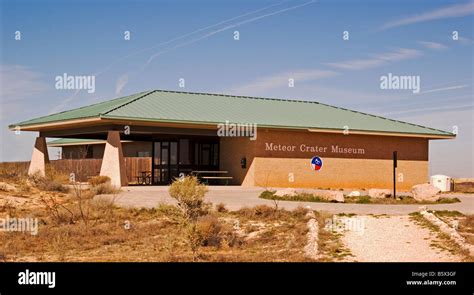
[97,186,474,215]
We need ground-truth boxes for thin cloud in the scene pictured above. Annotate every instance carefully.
[227,69,338,95]
[325,48,422,70]
[142,0,317,69]
[125,0,318,93]
[115,74,128,95]
[421,84,469,94]
[94,0,292,77]
[418,41,448,51]
[380,1,474,30]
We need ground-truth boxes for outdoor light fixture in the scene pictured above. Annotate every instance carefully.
[241,157,246,169]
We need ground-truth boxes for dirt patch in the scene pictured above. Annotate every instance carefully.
[340,215,463,262]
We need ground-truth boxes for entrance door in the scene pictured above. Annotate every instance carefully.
[153,141,178,184]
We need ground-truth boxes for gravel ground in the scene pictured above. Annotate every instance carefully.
[340,215,462,262]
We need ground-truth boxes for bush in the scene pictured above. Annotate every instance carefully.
[87,176,117,195]
[215,202,228,213]
[88,176,111,187]
[169,176,209,221]
[195,215,242,248]
[292,205,311,218]
[196,215,222,247]
[356,195,371,204]
[0,162,28,181]
[91,182,117,195]
[259,190,276,199]
[236,205,280,219]
[28,166,70,193]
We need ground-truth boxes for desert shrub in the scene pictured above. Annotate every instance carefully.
[87,176,117,195]
[356,195,371,204]
[215,202,228,213]
[259,190,276,199]
[37,179,69,193]
[28,167,69,193]
[88,176,111,187]
[196,215,222,247]
[169,176,214,259]
[0,162,28,181]
[195,215,242,248]
[236,205,281,219]
[91,182,117,195]
[292,206,310,218]
[169,176,209,221]
[156,203,180,214]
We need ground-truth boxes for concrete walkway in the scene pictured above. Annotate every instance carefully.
[97,186,474,215]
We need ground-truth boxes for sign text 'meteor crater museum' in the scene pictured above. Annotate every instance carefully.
[265,142,366,155]
[9,90,455,189]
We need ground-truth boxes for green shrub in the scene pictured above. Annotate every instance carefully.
[169,176,209,221]
[356,195,371,204]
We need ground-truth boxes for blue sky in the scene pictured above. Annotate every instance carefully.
[1,0,473,177]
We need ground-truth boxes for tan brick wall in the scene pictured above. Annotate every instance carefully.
[247,157,428,190]
[219,137,257,185]
[219,129,429,190]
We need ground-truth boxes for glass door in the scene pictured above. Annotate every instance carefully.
[153,141,179,184]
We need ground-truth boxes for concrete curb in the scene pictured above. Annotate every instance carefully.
[303,210,319,260]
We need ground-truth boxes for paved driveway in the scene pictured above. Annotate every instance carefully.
[97,186,474,215]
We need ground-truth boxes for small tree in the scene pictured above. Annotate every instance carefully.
[169,176,209,221]
[168,176,209,260]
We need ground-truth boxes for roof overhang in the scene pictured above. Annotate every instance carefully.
[10,116,456,140]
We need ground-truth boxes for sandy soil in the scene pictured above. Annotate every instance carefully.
[340,215,462,262]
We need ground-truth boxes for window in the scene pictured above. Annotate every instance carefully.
[179,139,191,165]
[137,151,150,157]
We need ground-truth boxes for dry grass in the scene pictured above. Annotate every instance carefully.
[315,212,353,261]
[409,212,473,261]
[431,211,474,246]
[0,202,317,262]
[0,180,336,262]
[0,171,351,262]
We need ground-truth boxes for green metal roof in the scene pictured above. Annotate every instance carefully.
[10,89,454,137]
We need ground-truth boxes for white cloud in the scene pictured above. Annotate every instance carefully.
[418,41,449,51]
[227,69,338,95]
[381,1,474,30]
[325,48,422,70]
[115,74,129,95]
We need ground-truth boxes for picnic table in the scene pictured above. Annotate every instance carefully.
[191,170,233,185]
[136,171,152,185]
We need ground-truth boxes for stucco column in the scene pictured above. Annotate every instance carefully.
[28,136,49,176]
[100,131,128,187]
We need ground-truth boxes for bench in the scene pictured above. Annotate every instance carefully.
[192,171,233,185]
[201,176,233,185]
